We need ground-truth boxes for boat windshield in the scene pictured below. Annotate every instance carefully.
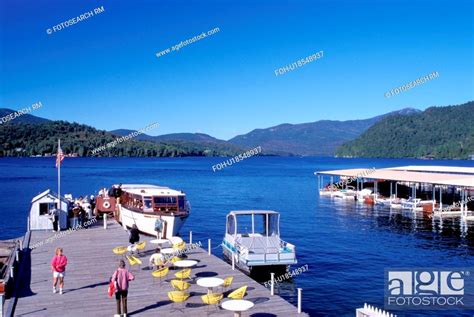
[234,213,279,237]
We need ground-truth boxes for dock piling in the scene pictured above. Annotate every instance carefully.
[297,288,302,313]
[270,272,275,295]
[208,239,211,255]
[0,293,4,317]
[103,214,107,229]
[189,231,193,244]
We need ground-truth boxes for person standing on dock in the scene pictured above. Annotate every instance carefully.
[154,216,163,239]
[128,224,140,254]
[51,247,68,294]
[112,260,135,317]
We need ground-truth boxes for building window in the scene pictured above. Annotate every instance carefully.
[39,202,57,215]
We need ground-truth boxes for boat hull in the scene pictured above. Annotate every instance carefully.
[119,205,188,238]
[222,242,295,276]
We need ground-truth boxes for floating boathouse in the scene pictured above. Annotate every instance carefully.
[315,165,474,218]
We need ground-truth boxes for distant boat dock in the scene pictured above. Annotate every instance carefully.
[315,165,474,219]
[2,220,308,316]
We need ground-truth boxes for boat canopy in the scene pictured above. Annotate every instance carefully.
[226,210,280,237]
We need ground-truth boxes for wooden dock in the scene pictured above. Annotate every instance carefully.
[7,220,307,316]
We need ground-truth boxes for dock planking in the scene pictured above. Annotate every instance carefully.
[12,220,307,316]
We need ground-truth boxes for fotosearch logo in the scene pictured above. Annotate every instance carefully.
[385,269,474,310]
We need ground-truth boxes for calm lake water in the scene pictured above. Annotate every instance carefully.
[1,156,474,316]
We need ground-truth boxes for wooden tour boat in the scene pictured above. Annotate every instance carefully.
[96,184,190,238]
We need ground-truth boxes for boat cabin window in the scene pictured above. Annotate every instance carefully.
[236,215,253,237]
[122,193,143,210]
[268,213,279,236]
[178,196,185,210]
[153,196,177,204]
[227,216,235,235]
[39,202,57,215]
[143,196,153,210]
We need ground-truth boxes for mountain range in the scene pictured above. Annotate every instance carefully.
[1,102,471,158]
[109,108,421,156]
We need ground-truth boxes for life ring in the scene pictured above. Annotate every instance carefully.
[103,201,111,209]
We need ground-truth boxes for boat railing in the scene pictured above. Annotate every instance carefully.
[234,238,296,264]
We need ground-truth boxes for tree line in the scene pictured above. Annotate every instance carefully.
[0,121,243,157]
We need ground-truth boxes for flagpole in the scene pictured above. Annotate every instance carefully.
[58,139,61,222]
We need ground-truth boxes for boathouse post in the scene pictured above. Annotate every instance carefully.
[439,186,443,214]
[413,184,417,212]
[297,288,302,313]
[208,239,211,255]
[270,272,274,295]
[330,177,333,197]
[432,186,435,212]
[461,188,465,217]
[389,182,393,204]
[103,213,107,229]
[374,181,378,204]
[189,231,192,244]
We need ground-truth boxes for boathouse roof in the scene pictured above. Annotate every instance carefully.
[229,210,280,215]
[315,166,474,188]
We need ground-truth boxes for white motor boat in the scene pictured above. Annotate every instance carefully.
[222,210,297,274]
[400,198,436,211]
[96,184,190,238]
[333,186,357,200]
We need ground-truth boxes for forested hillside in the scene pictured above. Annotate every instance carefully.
[0,121,243,157]
[336,101,474,159]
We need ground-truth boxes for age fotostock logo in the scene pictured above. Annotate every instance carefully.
[385,269,474,310]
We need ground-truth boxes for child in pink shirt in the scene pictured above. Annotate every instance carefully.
[51,247,68,294]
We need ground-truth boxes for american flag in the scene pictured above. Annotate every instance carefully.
[56,144,65,168]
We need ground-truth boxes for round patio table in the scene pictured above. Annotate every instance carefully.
[221,299,254,317]
[170,236,184,245]
[160,247,175,255]
[196,277,224,294]
[173,260,198,268]
[150,239,170,247]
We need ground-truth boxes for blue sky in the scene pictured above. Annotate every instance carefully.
[1,0,472,140]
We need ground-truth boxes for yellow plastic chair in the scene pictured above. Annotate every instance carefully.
[201,293,223,304]
[174,268,191,281]
[135,241,146,254]
[170,279,190,291]
[152,267,169,284]
[173,241,186,252]
[228,285,247,299]
[126,255,142,271]
[169,256,183,264]
[168,291,190,313]
[201,293,223,313]
[112,246,128,259]
[222,276,234,290]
